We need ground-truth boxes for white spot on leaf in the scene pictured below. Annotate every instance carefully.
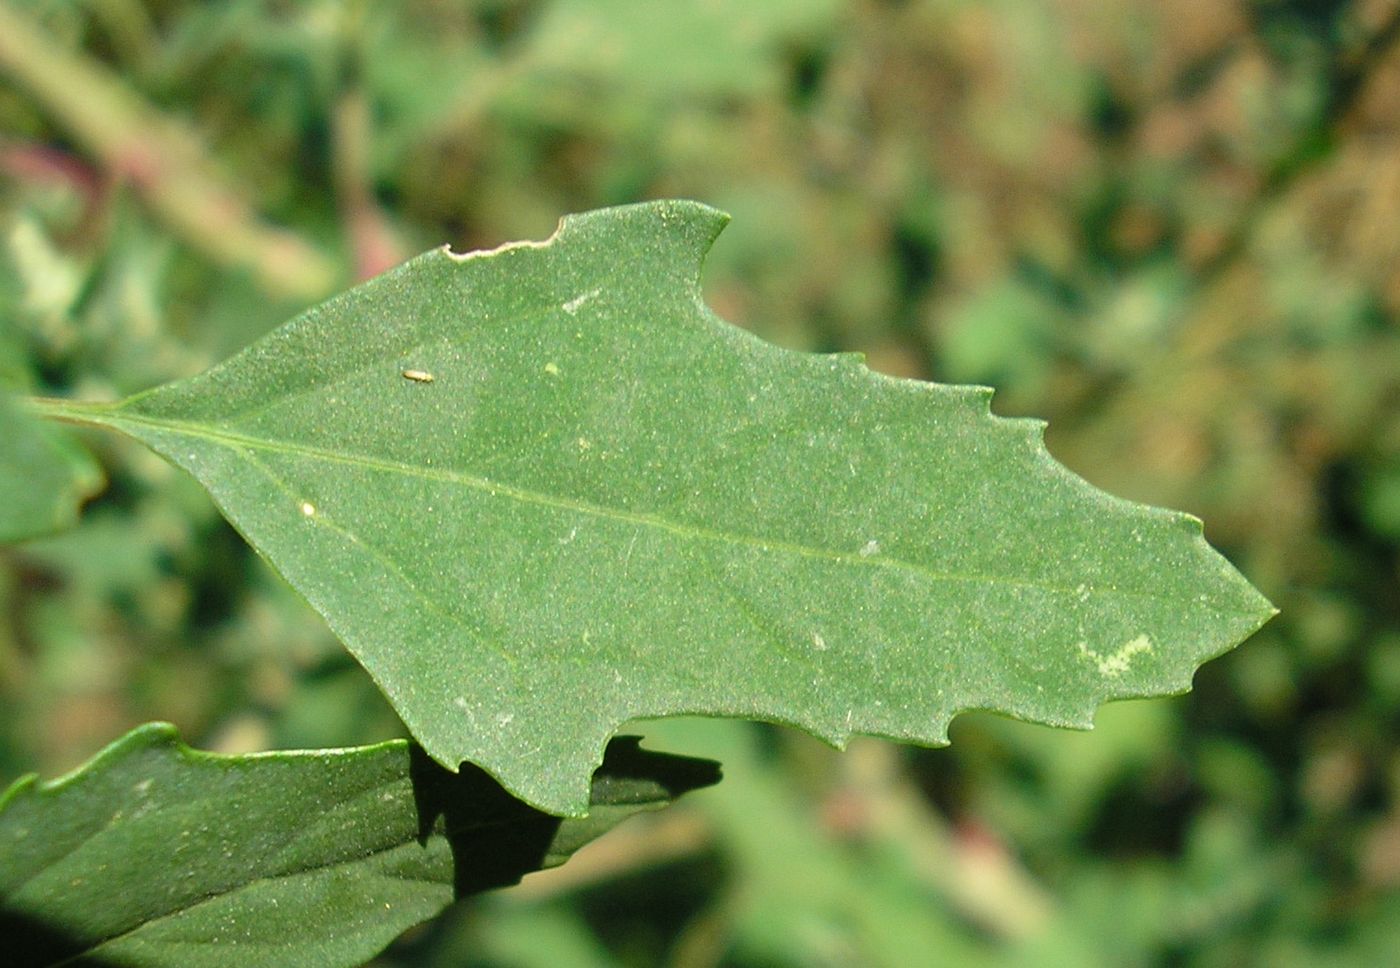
[300,502,316,517]
[563,288,600,315]
[402,369,434,383]
[1078,634,1153,676]
[859,540,880,558]
[544,361,560,376]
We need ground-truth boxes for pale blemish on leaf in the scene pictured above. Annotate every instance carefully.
[442,220,563,262]
[300,501,316,517]
[859,539,880,558]
[402,369,435,383]
[1078,634,1153,676]
[563,288,601,315]
[544,361,561,376]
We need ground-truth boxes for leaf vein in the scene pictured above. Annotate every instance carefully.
[107,410,1221,611]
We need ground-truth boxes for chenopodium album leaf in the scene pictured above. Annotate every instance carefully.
[38,201,1275,815]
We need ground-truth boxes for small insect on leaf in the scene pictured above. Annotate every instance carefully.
[402,369,435,383]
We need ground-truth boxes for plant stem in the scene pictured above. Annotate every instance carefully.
[23,395,118,429]
[331,1,404,281]
[0,1,338,299]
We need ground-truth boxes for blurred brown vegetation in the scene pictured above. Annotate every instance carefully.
[2,1,1399,965]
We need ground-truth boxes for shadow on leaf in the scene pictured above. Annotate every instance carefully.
[411,735,722,897]
[2,728,719,968]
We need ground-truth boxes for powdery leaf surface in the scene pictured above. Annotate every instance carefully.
[41,201,1274,815]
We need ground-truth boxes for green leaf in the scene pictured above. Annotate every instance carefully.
[0,724,718,968]
[35,200,1275,816]
[518,0,840,102]
[0,392,103,544]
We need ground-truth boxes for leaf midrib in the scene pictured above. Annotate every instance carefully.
[104,408,1198,609]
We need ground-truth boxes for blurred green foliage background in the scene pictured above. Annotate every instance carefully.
[2,0,1399,964]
